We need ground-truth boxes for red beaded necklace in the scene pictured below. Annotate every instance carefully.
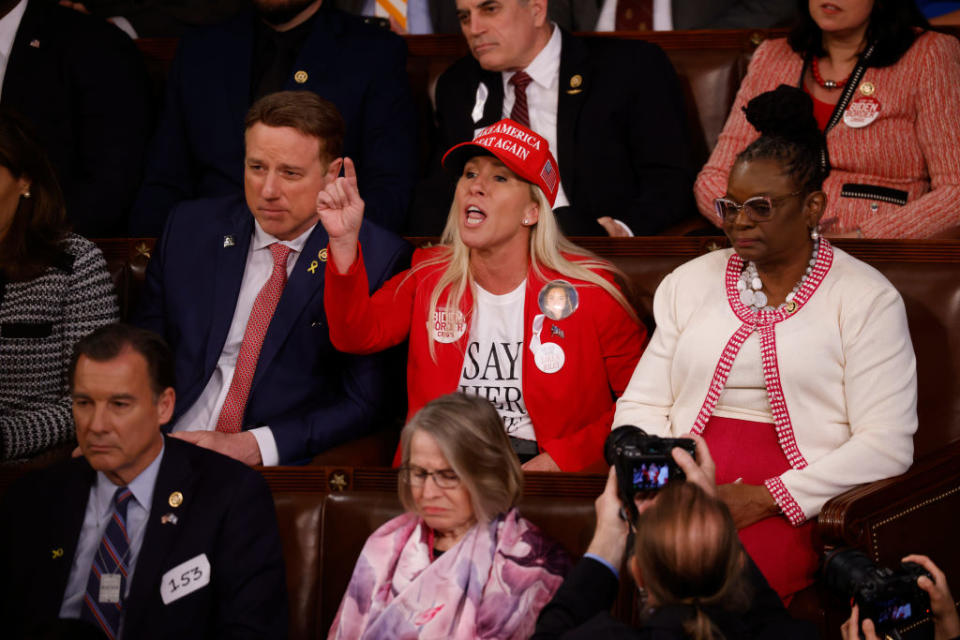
[811,57,849,90]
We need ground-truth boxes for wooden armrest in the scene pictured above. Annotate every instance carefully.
[817,439,960,561]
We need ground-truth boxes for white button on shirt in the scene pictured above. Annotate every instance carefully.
[0,0,27,98]
[172,221,314,466]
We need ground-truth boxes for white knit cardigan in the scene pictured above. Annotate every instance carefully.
[614,241,917,525]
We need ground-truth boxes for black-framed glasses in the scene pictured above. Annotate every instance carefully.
[714,192,803,223]
[399,465,461,489]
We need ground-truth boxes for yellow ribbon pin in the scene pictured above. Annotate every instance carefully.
[307,260,319,274]
[52,548,64,559]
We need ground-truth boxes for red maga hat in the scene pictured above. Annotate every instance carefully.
[442,119,560,207]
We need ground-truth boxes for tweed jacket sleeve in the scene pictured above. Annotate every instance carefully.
[0,235,119,460]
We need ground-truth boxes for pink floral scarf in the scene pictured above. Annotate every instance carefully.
[329,508,570,639]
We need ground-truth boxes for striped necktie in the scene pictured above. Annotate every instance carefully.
[80,487,134,640]
[374,0,407,31]
[509,71,533,127]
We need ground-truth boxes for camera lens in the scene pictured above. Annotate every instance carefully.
[823,549,878,596]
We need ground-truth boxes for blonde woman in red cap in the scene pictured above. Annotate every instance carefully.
[318,119,644,472]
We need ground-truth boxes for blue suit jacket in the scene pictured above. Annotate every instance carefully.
[134,195,412,463]
[0,436,288,639]
[130,7,417,235]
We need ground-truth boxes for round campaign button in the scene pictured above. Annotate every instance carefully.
[431,307,467,344]
[843,96,881,128]
[534,342,565,374]
[538,280,579,321]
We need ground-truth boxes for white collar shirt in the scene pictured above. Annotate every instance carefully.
[0,0,27,97]
[501,24,570,209]
[172,220,315,466]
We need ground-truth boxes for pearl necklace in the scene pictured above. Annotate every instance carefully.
[737,239,820,313]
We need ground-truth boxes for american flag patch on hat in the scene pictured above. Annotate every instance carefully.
[540,160,557,193]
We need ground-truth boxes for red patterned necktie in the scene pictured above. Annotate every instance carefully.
[615,0,653,30]
[216,242,292,433]
[509,71,534,127]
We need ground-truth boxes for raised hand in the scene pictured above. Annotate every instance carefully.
[316,157,364,273]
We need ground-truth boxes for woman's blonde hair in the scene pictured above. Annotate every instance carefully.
[398,393,523,524]
[413,179,638,358]
[634,482,750,640]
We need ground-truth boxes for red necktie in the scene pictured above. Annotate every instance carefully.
[615,0,653,31]
[216,242,292,433]
[509,71,533,127]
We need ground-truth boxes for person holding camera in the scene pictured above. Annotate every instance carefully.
[840,554,960,640]
[534,435,812,639]
[615,85,917,600]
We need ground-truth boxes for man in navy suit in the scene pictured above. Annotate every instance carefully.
[130,0,417,236]
[0,323,288,639]
[134,91,411,466]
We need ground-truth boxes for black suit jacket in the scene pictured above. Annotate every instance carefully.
[671,0,799,30]
[3,0,152,237]
[0,437,288,639]
[409,28,694,236]
[130,7,417,235]
[533,556,817,639]
[133,194,412,463]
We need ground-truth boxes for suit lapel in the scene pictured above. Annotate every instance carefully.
[203,210,254,375]
[556,30,589,199]
[248,224,328,396]
[44,462,96,613]
[2,1,45,109]
[221,12,257,133]
[477,67,504,129]
[124,439,196,631]
[288,9,339,91]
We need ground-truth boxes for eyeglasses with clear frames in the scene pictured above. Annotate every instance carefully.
[714,191,803,223]
[400,465,462,489]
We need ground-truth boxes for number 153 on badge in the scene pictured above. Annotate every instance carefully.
[160,553,211,604]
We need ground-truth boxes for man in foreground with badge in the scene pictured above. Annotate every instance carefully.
[320,119,645,472]
[134,91,410,466]
[0,323,288,639]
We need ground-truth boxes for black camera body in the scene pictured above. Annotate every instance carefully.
[824,549,931,635]
[604,426,696,513]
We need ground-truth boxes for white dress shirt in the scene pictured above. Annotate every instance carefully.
[59,443,166,630]
[501,24,569,209]
[172,221,314,466]
[596,0,673,32]
[0,0,27,98]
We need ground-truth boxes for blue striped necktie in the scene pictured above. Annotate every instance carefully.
[80,486,134,640]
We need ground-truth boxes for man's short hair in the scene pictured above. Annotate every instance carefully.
[244,90,345,162]
[69,323,175,396]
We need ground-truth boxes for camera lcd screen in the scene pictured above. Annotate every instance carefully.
[876,599,912,624]
[631,462,670,490]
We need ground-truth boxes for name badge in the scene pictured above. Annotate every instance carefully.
[99,573,122,604]
[160,553,211,605]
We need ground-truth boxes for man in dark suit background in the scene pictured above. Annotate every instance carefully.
[408,0,693,236]
[0,0,152,237]
[0,323,288,639]
[134,91,410,467]
[130,0,417,235]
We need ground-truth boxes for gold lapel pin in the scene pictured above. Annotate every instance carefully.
[859,82,875,96]
[318,248,328,262]
[51,548,64,559]
[294,70,309,84]
[307,260,319,274]
[567,74,583,95]
[168,491,184,508]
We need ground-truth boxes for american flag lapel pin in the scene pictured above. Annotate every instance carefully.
[29,39,40,48]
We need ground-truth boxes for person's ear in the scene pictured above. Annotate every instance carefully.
[156,387,176,426]
[529,0,548,26]
[524,200,540,226]
[325,157,344,186]
[804,190,826,229]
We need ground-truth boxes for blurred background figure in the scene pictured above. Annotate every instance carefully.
[0,110,118,461]
[617,86,917,600]
[0,0,152,236]
[330,393,570,639]
[696,0,960,238]
[596,0,799,31]
[60,0,248,38]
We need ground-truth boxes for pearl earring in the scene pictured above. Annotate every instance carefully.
[522,218,530,225]
[22,190,30,199]
[810,226,820,240]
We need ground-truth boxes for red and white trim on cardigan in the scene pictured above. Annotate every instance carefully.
[690,240,834,526]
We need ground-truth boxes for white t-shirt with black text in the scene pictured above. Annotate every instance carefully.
[458,282,535,441]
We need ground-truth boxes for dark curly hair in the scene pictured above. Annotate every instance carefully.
[736,85,829,194]
[0,109,69,282]
[787,0,930,68]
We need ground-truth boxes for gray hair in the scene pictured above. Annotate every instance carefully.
[399,393,523,523]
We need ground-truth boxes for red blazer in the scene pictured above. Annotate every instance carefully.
[324,246,646,471]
